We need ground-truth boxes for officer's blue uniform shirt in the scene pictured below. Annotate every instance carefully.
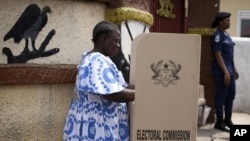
[211,29,235,77]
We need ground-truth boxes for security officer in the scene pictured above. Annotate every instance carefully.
[211,12,239,132]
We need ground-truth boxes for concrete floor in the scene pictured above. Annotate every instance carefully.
[197,112,250,141]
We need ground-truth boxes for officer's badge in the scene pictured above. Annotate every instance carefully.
[215,34,220,43]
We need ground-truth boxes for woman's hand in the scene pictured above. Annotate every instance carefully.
[224,72,231,86]
[234,69,239,80]
[103,88,135,102]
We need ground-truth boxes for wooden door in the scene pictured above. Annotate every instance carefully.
[150,0,185,33]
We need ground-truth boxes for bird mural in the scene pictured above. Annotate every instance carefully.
[2,3,59,64]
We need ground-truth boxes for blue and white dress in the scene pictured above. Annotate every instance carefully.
[63,52,129,141]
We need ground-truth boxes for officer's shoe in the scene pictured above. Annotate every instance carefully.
[214,121,230,133]
[224,119,234,127]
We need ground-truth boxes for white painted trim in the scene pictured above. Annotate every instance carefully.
[237,10,250,37]
[121,20,150,62]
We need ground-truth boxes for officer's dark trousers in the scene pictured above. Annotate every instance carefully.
[215,76,236,119]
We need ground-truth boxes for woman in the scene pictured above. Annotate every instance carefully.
[63,21,135,140]
[211,12,239,132]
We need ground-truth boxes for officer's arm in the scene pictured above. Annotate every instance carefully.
[214,51,231,85]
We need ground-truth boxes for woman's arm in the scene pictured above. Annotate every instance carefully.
[214,51,231,86]
[103,88,135,102]
[126,84,135,90]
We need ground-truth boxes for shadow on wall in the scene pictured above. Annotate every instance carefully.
[2,3,59,64]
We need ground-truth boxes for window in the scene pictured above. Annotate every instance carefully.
[237,11,250,37]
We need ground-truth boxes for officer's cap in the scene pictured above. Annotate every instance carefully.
[211,12,231,28]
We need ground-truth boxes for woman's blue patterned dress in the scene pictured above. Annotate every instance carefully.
[63,52,129,141]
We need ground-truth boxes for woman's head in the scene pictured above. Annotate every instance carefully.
[211,12,231,30]
[92,21,121,57]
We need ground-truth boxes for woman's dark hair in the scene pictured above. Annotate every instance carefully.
[92,21,119,43]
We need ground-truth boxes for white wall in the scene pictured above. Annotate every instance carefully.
[232,37,250,113]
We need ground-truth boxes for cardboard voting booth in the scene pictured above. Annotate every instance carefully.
[129,33,201,141]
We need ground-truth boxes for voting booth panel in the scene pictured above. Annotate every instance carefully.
[129,33,201,141]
